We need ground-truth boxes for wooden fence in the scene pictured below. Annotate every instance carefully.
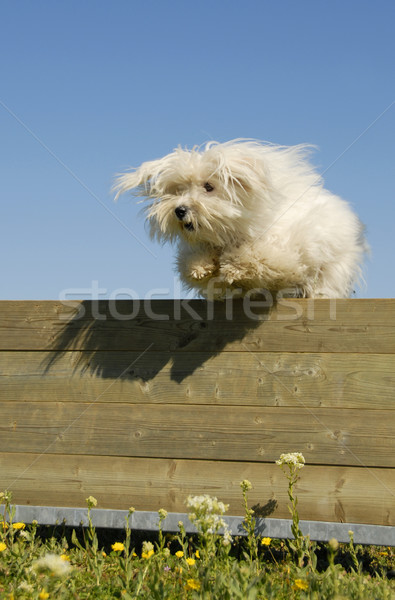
[1,299,395,542]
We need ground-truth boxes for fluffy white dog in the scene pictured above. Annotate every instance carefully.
[114,139,367,299]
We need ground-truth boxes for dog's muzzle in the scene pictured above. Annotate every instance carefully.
[175,206,194,231]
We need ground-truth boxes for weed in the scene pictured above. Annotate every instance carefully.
[0,456,394,599]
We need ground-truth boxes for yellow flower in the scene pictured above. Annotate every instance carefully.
[186,557,196,566]
[261,537,271,546]
[195,550,200,559]
[294,579,309,590]
[1,521,8,530]
[102,551,107,557]
[85,496,97,508]
[12,522,26,530]
[111,542,125,552]
[0,542,6,552]
[175,550,184,558]
[39,591,49,600]
[186,579,201,591]
[141,549,154,559]
[60,554,70,561]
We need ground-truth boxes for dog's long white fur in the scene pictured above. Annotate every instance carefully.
[114,139,368,299]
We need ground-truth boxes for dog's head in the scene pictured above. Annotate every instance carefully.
[114,140,310,247]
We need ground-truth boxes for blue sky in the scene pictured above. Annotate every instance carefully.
[1,0,394,300]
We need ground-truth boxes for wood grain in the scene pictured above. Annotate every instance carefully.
[1,299,394,529]
[0,299,394,353]
[2,453,395,526]
[1,402,394,467]
[1,351,395,408]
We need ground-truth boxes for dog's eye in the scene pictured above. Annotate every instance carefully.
[203,182,214,192]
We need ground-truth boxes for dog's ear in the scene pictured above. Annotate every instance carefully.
[113,158,162,201]
[219,155,265,197]
[207,141,273,199]
[228,167,254,194]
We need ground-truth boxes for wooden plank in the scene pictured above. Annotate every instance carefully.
[1,402,395,467]
[2,453,395,526]
[0,299,394,353]
[1,351,395,409]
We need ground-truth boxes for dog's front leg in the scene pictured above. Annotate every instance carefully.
[218,251,254,285]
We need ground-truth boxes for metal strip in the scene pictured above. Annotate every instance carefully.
[2,505,394,546]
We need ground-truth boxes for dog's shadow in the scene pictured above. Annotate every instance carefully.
[43,299,267,385]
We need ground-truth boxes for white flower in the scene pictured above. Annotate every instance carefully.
[85,496,97,508]
[275,452,305,469]
[18,582,34,593]
[186,495,229,515]
[328,538,339,551]
[142,541,154,553]
[240,479,252,492]
[0,491,12,504]
[223,530,233,546]
[33,553,72,577]
[186,494,231,542]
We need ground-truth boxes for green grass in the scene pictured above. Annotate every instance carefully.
[1,454,394,599]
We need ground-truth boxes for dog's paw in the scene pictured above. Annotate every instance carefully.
[190,264,216,280]
[220,263,245,285]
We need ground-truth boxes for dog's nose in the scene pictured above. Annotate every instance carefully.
[175,206,188,220]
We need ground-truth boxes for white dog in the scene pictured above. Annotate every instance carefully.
[114,139,367,299]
